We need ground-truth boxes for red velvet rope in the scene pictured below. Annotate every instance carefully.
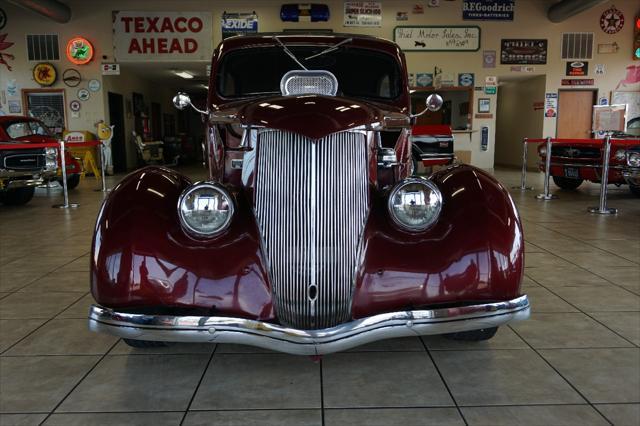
[0,140,102,150]
[525,138,640,145]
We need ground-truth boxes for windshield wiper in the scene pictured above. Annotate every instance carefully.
[273,36,308,70]
[304,38,352,61]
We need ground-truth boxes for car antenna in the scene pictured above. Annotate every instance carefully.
[273,36,308,70]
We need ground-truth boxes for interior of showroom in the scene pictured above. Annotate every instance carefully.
[0,1,639,426]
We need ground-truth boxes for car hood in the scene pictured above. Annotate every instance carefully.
[232,95,386,140]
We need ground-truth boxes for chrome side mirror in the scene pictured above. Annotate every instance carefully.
[425,94,443,112]
[173,92,207,115]
[411,93,443,119]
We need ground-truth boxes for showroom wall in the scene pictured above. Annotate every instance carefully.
[0,0,637,170]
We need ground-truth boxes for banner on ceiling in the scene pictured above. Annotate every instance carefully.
[344,2,382,27]
[463,0,514,21]
[112,11,213,62]
[221,12,258,39]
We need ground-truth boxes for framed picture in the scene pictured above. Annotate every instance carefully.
[478,98,491,113]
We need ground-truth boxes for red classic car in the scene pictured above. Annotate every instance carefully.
[1,140,58,205]
[89,34,529,354]
[0,116,83,189]
[537,138,640,196]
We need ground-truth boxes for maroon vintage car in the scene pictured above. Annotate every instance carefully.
[537,137,640,196]
[0,116,83,189]
[89,34,529,354]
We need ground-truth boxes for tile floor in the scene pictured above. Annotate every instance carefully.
[0,168,638,426]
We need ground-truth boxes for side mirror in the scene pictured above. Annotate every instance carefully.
[411,93,443,120]
[173,92,208,115]
[426,94,443,112]
[173,92,191,110]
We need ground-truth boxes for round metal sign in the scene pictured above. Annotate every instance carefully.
[62,68,81,87]
[33,63,57,86]
[88,79,101,92]
[600,6,624,34]
[66,36,94,65]
[69,100,81,112]
[0,8,7,30]
[77,88,90,101]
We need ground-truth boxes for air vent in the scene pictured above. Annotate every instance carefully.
[26,34,60,61]
[561,33,593,60]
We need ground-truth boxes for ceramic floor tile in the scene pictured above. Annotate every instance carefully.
[511,312,633,348]
[556,251,638,270]
[19,271,89,293]
[324,408,464,426]
[190,354,320,410]
[347,336,425,352]
[525,266,610,288]
[522,287,579,313]
[594,403,640,426]
[4,319,118,356]
[461,405,609,426]
[0,355,99,413]
[0,318,46,352]
[214,344,275,354]
[55,293,94,319]
[0,292,84,319]
[551,286,640,312]
[590,312,640,346]
[109,340,215,355]
[183,410,322,426]
[524,252,574,269]
[0,413,48,426]
[43,412,184,425]
[322,352,453,408]
[540,348,640,403]
[58,354,209,412]
[431,349,584,406]
[0,270,45,292]
[423,326,528,350]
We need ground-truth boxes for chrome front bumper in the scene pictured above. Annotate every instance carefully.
[623,168,640,186]
[89,295,530,355]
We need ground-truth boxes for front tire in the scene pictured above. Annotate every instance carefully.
[553,176,583,190]
[64,174,81,190]
[630,184,640,197]
[0,187,35,205]
[123,338,169,348]
[444,327,498,341]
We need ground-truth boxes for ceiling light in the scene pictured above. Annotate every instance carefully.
[174,71,194,79]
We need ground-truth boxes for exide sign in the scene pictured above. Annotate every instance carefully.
[113,11,213,62]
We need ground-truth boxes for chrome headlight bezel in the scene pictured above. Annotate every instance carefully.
[627,152,640,168]
[45,147,58,171]
[177,182,234,238]
[614,149,626,162]
[387,177,443,232]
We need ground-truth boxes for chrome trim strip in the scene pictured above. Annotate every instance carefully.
[89,296,530,355]
[540,161,624,170]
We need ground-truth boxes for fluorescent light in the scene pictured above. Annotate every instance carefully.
[174,71,194,79]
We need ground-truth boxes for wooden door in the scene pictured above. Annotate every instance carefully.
[557,90,596,138]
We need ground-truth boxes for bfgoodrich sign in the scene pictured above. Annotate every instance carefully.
[463,0,514,21]
[113,11,213,61]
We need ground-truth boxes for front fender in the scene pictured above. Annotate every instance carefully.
[352,165,524,318]
[90,166,275,321]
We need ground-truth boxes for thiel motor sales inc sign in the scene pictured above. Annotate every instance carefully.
[113,11,213,61]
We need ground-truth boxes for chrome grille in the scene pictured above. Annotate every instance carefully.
[254,130,369,329]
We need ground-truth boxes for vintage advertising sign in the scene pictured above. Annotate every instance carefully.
[221,12,258,39]
[463,0,514,21]
[566,61,588,76]
[101,63,120,75]
[600,6,624,34]
[66,37,94,65]
[545,93,557,118]
[416,73,433,87]
[113,11,213,62]
[561,79,595,86]
[33,63,57,86]
[458,73,474,87]
[344,2,382,27]
[500,39,547,64]
[483,50,496,68]
[394,26,481,51]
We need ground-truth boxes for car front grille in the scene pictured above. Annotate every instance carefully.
[254,129,369,329]
[2,151,45,171]
[551,146,600,159]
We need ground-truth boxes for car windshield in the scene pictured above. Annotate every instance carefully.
[216,45,402,101]
[4,120,52,139]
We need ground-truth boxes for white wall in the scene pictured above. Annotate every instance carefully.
[1,0,638,170]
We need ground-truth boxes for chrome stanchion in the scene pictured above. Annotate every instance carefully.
[588,134,617,215]
[535,137,557,200]
[94,142,110,193]
[52,140,79,209]
[512,137,534,190]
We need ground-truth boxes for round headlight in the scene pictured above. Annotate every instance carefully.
[388,178,443,232]
[178,182,234,237]
[539,146,547,156]
[614,149,626,161]
[628,152,640,167]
